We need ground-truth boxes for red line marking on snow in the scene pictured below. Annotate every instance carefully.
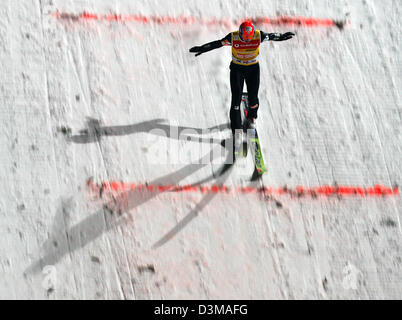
[87,179,398,199]
[52,12,347,29]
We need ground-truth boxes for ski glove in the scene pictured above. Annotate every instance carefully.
[189,46,205,56]
[268,32,295,41]
[278,32,295,41]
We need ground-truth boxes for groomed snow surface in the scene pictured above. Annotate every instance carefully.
[0,0,401,299]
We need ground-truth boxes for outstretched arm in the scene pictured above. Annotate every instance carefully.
[261,31,295,42]
[189,33,231,57]
[189,40,223,56]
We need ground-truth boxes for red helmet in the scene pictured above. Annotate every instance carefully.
[239,21,255,41]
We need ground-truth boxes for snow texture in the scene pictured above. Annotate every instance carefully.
[0,0,401,299]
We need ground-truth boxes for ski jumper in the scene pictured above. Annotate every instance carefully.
[189,30,295,134]
[221,30,274,133]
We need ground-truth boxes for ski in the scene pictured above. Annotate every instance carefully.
[241,93,268,177]
[248,127,267,176]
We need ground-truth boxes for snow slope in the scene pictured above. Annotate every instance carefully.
[0,0,401,299]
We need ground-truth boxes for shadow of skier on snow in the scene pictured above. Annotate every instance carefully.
[67,117,229,145]
[25,130,240,275]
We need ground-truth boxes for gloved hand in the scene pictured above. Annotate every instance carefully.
[279,32,295,41]
[189,46,205,57]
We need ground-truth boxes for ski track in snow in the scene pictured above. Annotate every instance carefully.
[0,0,401,299]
